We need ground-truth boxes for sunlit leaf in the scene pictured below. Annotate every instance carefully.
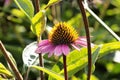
[59,42,120,76]
[0,63,13,79]
[31,65,64,80]
[31,10,46,38]
[45,0,62,9]
[48,64,60,80]
[14,0,34,20]
[99,42,120,57]
[22,41,39,66]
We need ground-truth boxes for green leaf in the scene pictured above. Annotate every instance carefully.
[31,10,46,38]
[84,47,100,74]
[0,63,13,79]
[92,47,100,64]
[31,65,64,80]
[48,64,60,80]
[59,42,120,76]
[14,0,34,20]
[99,42,120,57]
[45,0,62,9]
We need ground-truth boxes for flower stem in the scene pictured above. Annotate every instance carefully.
[0,41,23,80]
[77,0,92,80]
[39,54,44,80]
[63,55,68,80]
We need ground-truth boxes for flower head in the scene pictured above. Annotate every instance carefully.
[35,22,92,57]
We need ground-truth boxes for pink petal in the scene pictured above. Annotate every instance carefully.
[41,44,53,53]
[78,37,94,47]
[75,39,87,47]
[48,45,55,57]
[38,40,50,47]
[71,43,80,51]
[54,45,62,56]
[62,45,70,55]
[79,37,87,41]
[35,47,42,53]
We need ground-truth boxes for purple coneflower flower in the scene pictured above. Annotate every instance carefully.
[35,22,93,57]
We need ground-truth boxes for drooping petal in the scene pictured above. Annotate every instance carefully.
[38,40,50,47]
[62,45,70,56]
[79,37,94,47]
[71,43,80,51]
[48,45,55,57]
[54,45,62,56]
[40,44,53,54]
[75,39,87,47]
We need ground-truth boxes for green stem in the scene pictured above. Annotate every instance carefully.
[0,41,23,80]
[63,55,68,80]
[77,0,92,80]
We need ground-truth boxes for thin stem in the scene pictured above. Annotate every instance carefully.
[0,41,23,80]
[77,0,92,80]
[24,67,30,80]
[63,55,68,80]
[85,6,120,41]
[33,0,44,80]
[34,0,40,13]
[39,54,44,80]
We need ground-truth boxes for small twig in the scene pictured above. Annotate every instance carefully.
[63,55,68,80]
[77,0,92,80]
[0,41,23,80]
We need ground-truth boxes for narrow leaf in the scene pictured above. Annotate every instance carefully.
[14,0,34,20]
[45,0,62,9]
[31,65,64,80]
[0,63,13,79]
[31,10,46,38]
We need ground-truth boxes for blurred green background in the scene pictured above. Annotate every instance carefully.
[0,0,120,80]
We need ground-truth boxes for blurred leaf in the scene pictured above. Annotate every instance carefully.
[0,63,13,79]
[14,0,34,20]
[31,10,46,38]
[22,41,39,66]
[45,0,62,9]
[31,65,64,80]
[111,0,120,8]
[106,63,120,74]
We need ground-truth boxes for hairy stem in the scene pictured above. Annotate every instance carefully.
[63,55,68,80]
[77,0,92,80]
[0,41,23,80]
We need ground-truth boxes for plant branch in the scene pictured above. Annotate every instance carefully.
[0,40,23,80]
[63,55,68,80]
[77,0,92,80]
[85,4,120,41]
